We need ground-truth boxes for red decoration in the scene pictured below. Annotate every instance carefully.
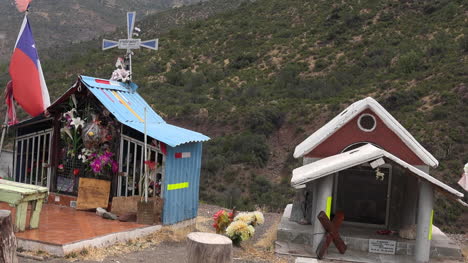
[160,142,167,155]
[73,168,80,176]
[144,160,157,170]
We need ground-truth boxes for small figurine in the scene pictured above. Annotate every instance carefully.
[375,168,385,181]
[110,57,131,83]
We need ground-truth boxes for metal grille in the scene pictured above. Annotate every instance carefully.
[55,157,86,194]
[14,129,53,189]
[118,135,165,197]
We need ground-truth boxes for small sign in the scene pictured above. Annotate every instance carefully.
[56,176,74,193]
[369,239,396,255]
[118,39,141,49]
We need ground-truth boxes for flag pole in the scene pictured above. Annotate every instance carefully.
[144,107,148,203]
[0,111,8,160]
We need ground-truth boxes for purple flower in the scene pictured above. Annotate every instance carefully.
[111,160,119,173]
[91,159,102,173]
[100,154,110,164]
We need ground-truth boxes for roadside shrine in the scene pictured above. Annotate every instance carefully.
[10,76,209,225]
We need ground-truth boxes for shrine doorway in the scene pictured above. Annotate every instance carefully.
[332,142,392,227]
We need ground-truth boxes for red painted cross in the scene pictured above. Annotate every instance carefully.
[316,211,347,259]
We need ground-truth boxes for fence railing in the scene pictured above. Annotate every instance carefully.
[14,129,53,189]
[118,135,165,198]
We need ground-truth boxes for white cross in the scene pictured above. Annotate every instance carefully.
[102,12,158,79]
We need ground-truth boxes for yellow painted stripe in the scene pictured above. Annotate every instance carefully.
[111,91,144,122]
[428,209,434,240]
[167,182,189,190]
[326,196,332,219]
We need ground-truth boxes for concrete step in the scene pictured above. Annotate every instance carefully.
[277,204,463,260]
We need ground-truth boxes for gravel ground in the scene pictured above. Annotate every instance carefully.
[17,204,468,263]
[18,204,295,263]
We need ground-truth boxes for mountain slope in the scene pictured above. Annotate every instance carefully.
[0,0,208,60]
[1,0,467,231]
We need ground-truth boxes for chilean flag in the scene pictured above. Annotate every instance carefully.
[9,15,50,117]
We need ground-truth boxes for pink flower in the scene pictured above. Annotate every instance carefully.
[100,154,110,163]
[111,160,119,173]
[213,210,225,220]
[91,160,102,173]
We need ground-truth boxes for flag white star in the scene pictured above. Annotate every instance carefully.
[32,44,35,48]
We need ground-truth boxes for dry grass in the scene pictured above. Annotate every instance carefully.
[63,224,196,261]
[255,215,280,250]
[235,246,288,263]
[232,214,288,263]
[196,215,214,233]
[461,247,468,263]
[39,212,287,262]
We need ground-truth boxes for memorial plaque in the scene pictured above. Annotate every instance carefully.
[369,239,396,254]
[118,39,141,49]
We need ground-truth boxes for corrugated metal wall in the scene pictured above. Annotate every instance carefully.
[163,142,203,225]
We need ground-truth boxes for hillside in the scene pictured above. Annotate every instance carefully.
[1,0,467,231]
[0,0,209,60]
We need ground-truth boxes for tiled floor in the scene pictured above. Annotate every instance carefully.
[0,202,145,245]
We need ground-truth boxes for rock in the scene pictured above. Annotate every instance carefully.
[96,207,107,216]
[399,224,417,240]
[102,212,118,220]
[118,213,137,222]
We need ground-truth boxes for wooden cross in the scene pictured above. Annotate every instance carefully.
[316,210,347,259]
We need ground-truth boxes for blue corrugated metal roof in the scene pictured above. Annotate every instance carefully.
[80,75,209,147]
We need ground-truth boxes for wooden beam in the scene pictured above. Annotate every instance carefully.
[316,211,347,259]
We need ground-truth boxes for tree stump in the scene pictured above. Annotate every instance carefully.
[187,232,232,263]
[0,210,18,263]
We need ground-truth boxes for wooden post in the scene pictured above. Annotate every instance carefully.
[0,210,18,263]
[187,232,232,263]
[15,202,28,232]
[29,199,44,229]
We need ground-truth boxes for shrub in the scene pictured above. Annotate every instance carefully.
[397,51,423,74]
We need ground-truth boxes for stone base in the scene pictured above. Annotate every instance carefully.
[276,204,463,260]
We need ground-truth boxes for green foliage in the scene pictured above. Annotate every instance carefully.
[204,133,269,169]
[397,51,424,74]
[249,174,294,211]
[1,0,466,225]
[245,106,285,136]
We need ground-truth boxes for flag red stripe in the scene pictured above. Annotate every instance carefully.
[9,49,44,116]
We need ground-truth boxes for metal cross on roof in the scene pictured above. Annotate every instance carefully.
[102,11,158,79]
